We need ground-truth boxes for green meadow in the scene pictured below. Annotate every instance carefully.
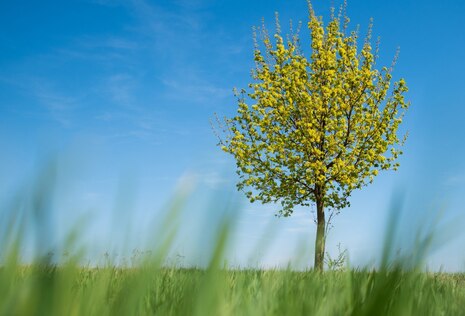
[0,170,462,316]
[1,230,465,316]
[2,250,465,315]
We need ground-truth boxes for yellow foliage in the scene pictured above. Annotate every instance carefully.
[218,3,409,216]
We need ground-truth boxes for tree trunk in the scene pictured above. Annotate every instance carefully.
[314,191,326,272]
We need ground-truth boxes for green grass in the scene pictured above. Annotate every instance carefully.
[1,263,465,315]
[1,163,463,315]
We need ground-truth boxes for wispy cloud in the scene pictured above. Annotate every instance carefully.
[129,0,206,44]
[73,34,140,51]
[33,85,79,127]
[443,171,465,186]
[194,170,232,189]
[0,75,82,127]
[161,76,231,105]
[2,0,245,141]
[109,0,238,106]
[104,73,139,109]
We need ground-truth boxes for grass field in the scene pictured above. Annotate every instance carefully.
[0,166,462,316]
[1,262,465,315]
[1,217,463,316]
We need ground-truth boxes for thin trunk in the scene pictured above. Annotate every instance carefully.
[314,189,326,272]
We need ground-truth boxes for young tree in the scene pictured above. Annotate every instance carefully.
[215,3,409,271]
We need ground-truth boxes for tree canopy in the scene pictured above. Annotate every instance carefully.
[215,3,409,270]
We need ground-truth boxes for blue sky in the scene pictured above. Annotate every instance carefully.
[1,0,465,270]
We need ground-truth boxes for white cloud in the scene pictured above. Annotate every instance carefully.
[105,74,139,108]
[161,76,230,105]
[443,171,465,186]
[28,78,82,127]
[193,171,232,189]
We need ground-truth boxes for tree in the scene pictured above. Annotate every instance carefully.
[215,2,409,271]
